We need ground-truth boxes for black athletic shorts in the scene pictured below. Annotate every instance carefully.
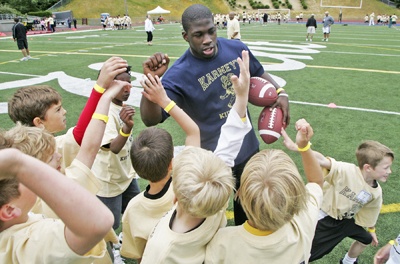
[309,216,373,262]
[17,39,28,50]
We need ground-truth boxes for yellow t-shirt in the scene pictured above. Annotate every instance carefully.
[56,127,81,174]
[321,158,382,227]
[92,103,136,197]
[121,180,175,259]
[141,206,227,264]
[205,183,323,264]
[0,214,106,264]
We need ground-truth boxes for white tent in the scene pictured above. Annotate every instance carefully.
[147,6,170,15]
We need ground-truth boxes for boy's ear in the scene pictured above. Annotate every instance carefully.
[363,163,373,172]
[0,204,22,222]
[168,160,173,171]
[32,117,44,128]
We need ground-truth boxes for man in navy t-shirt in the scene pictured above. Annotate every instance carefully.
[140,4,290,225]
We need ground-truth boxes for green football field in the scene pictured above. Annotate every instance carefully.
[0,21,399,263]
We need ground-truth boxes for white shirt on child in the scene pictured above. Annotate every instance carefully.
[205,183,323,264]
[321,158,382,227]
[0,214,106,263]
[92,102,137,197]
[121,179,175,259]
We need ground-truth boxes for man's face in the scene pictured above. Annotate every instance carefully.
[183,18,218,59]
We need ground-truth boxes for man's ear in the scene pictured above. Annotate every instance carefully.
[0,204,22,222]
[182,31,188,42]
[32,117,44,128]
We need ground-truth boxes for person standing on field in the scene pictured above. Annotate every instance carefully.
[322,11,334,42]
[145,15,155,45]
[12,17,30,62]
[306,14,317,42]
[227,12,241,40]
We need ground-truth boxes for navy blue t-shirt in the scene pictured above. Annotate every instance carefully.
[161,37,265,165]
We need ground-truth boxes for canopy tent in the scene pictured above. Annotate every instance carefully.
[147,6,170,15]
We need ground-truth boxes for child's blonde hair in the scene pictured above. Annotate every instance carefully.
[238,149,308,231]
[8,85,62,126]
[173,147,235,218]
[356,140,394,169]
[0,122,56,163]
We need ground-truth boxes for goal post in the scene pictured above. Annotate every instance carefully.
[320,0,362,9]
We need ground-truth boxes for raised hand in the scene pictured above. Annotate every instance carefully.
[142,52,170,78]
[295,118,313,149]
[97,57,128,89]
[140,73,170,108]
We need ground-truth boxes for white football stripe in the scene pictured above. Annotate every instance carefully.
[259,130,281,138]
[258,83,275,98]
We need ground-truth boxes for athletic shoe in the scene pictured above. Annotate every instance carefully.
[340,258,358,264]
[310,39,313,42]
[20,57,28,61]
[326,39,329,42]
[113,249,125,264]
[306,38,308,41]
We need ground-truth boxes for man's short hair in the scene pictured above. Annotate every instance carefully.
[356,140,394,169]
[181,4,213,32]
[173,147,234,218]
[8,85,62,126]
[14,18,19,23]
[238,149,308,231]
[130,127,173,183]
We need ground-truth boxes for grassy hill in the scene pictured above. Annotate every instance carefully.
[61,0,230,22]
[59,0,398,22]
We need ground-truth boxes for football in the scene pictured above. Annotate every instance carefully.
[248,77,278,107]
[258,107,284,144]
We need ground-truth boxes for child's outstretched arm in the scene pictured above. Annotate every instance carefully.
[140,73,200,147]
[76,80,132,169]
[213,50,252,167]
[0,149,113,255]
[231,50,250,119]
[291,119,323,187]
[282,129,332,170]
[73,57,128,145]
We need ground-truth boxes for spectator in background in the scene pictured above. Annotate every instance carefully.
[227,12,241,40]
[67,17,72,28]
[306,14,317,42]
[73,18,77,29]
[322,11,334,42]
[369,12,375,26]
[12,18,31,62]
[145,15,155,45]
[263,12,268,26]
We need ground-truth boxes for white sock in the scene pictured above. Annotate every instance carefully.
[342,253,357,264]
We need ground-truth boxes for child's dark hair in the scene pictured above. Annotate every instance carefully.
[97,66,131,80]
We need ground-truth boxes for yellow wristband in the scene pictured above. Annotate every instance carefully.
[164,101,176,113]
[297,142,312,152]
[368,227,376,233]
[241,117,247,123]
[276,88,285,94]
[389,240,395,245]
[92,113,108,123]
[94,83,105,94]
[119,128,131,137]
